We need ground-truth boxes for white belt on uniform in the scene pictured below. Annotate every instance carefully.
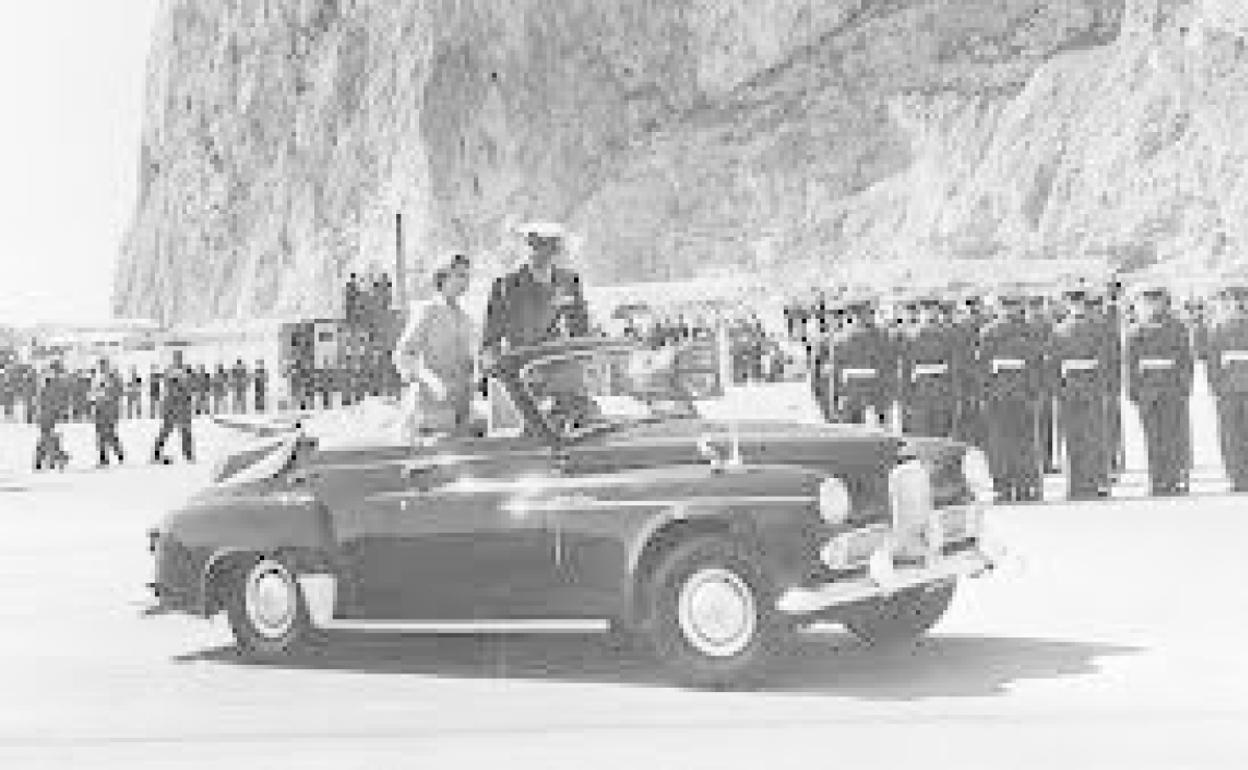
[1138,358,1175,370]
[912,363,949,378]
[991,358,1025,374]
[841,368,878,381]
[1060,359,1099,375]
[1221,350,1248,365]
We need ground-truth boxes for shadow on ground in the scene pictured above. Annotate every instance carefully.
[174,631,1141,699]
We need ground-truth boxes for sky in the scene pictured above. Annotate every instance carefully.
[0,1,162,328]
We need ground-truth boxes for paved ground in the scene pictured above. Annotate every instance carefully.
[0,394,1245,768]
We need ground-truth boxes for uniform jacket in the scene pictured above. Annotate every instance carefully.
[1206,317,1248,397]
[831,324,898,406]
[900,324,962,402]
[483,264,589,352]
[1049,317,1111,400]
[978,317,1046,402]
[92,372,124,423]
[1126,316,1193,403]
[36,376,68,428]
[161,365,195,418]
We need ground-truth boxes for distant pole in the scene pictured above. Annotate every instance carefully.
[395,211,407,312]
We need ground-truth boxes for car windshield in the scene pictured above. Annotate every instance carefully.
[518,345,701,440]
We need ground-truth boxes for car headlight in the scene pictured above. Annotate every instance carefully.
[961,447,994,504]
[818,477,852,525]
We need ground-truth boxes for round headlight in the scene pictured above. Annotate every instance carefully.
[818,477,852,525]
[961,447,994,503]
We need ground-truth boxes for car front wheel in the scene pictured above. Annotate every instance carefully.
[843,579,957,648]
[644,535,788,689]
[225,555,322,659]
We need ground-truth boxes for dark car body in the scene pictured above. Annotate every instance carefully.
[147,338,996,638]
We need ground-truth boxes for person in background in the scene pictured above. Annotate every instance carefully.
[33,364,70,471]
[211,362,229,414]
[253,359,268,413]
[147,363,162,419]
[92,361,125,467]
[979,293,1047,502]
[153,351,195,465]
[396,254,475,442]
[0,364,13,421]
[1048,289,1112,500]
[1204,286,1248,492]
[194,363,211,416]
[230,358,249,414]
[1126,286,1194,496]
[125,366,143,420]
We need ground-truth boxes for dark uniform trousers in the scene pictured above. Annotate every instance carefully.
[33,383,68,470]
[1051,320,1113,498]
[810,341,834,422]
[1128,318,1194,495]
[1206,319,1248,490]
[980,319,1045,501]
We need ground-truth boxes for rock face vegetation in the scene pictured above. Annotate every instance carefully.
[116,1,1248,324]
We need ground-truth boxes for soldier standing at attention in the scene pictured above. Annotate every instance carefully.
[1126,286,1194,496]
[900,297,961,438]
[92,361,125,467]
[230,358,249,414]
[831,298,897,427]
[953,294,987,451]
[1205,286,1248,492]
[1049,290,1112,500]
[0,364,13,421]
[147,363,162,419]
[810,303,840,422]
[483,222,589,356]
[153,352,195,465]
[195,364,211,416]
[1103,280,1126,478]
[1027,293,1059,475]
[979,294,1047,502]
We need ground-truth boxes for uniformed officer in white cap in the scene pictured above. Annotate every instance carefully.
[483,221,589,355]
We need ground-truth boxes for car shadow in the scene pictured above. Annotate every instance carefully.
[174,630,1142,699]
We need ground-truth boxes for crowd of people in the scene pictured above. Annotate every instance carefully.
[790,280,1248,500]
[12,213,1248,504]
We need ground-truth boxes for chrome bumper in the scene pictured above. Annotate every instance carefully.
[776,504,1003,616]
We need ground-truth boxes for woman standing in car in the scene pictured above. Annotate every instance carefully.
[396,255,475,443]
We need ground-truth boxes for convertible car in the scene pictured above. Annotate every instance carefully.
[144,338,1001,687]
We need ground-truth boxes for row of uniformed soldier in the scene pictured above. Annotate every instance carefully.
[807,284,1211,501]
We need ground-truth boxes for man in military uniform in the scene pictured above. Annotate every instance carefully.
[1103,279,1127,477]
[230,358,249,414]
[253,359,269,413]
[483,222,589,355]
[153,352,195,465]
[92,361,125,467]
[899,297,961,438]
[33,364,70,471]
[979,293,1047,502]
[1026,293,1059,475]
[831,299,897,427]
[809,303,838,422]
[125,366,143,420]
[1049,290,1112,499]
[1205,286,1248,491]
[952,293,987,450]
[0,364,13,421]
[194,363,211,416]
[211,362,229,413]
[1126,286,1194,496]
[147,363,162,419]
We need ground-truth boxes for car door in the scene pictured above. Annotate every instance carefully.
[332,435,567,620]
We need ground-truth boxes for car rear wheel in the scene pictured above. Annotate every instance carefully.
[225,555,323,659]
[643,535,788,689]
[843,579,957,648]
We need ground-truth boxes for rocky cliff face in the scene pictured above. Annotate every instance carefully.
[116,0,1248,325]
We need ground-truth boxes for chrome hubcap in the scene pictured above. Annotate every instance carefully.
[244,560,296,640]
[677,567,757,658]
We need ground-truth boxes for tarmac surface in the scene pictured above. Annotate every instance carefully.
[0,390,1245,769]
